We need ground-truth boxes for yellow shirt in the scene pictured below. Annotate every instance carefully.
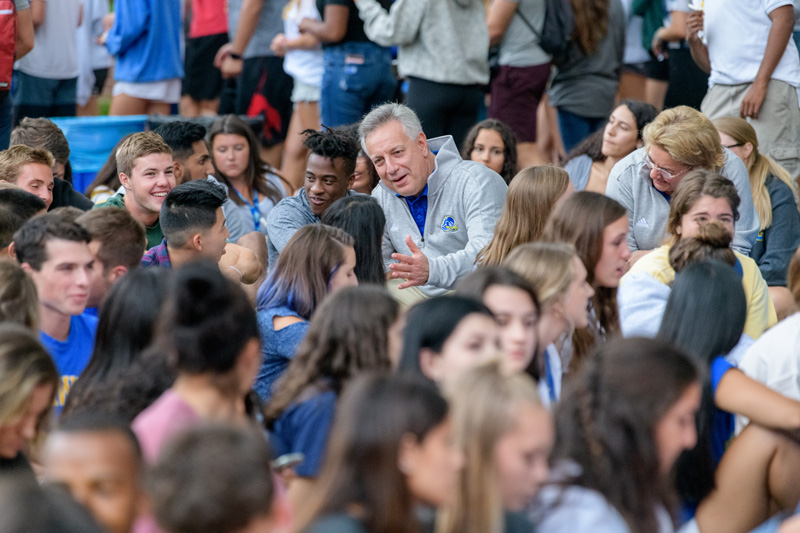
[622,245,777,339]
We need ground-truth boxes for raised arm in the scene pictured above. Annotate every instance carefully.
[354,0,427,47]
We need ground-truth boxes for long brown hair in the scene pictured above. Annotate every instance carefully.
[543,192,626,372]
[293,374,449,533]
[208,115,285,206]
[265,286,398,423]
[554,337,699,533]
[572,0,609,55]
[477,166,571,267]
[714,116,799,231]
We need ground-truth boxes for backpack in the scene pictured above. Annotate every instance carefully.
[537,0,575,66]
[0,0,16,104]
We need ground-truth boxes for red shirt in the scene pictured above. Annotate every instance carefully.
[189,0,227,38]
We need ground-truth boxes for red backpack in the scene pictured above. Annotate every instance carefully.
[0,0,17,102]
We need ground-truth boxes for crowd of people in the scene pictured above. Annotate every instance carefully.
[3,0,800,532]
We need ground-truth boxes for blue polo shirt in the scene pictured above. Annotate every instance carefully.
[398,185,428,237]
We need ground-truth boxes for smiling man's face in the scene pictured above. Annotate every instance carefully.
[365,120,431,198]
[120,153,175,224]
[304,154,353,217]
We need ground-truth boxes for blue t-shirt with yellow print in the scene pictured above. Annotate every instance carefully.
[39,313,98,411]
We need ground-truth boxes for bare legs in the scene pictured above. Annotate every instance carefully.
[696,424,800,533]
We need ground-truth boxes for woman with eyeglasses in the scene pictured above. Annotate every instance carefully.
[605,106,760,268]
[623,169,776,340]
[715,116,800,320]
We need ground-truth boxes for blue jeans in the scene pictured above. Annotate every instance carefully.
[0,94,11,150]
[320,41,397,127]
[557,108,606,153]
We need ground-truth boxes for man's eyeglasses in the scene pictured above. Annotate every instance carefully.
[643,153,693,180]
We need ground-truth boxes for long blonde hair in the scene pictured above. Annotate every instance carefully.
[0,324,58,448]
[503,242,576,313]
[714,116,799,231]
[477,166,571,267]
[438,362,544,533]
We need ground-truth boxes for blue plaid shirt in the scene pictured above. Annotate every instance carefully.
[141,238,172,268]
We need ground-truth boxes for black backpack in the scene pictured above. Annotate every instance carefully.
[537,0,575,65]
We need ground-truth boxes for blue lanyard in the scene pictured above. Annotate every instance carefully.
[233,187,261,231]
[544,349,557,404]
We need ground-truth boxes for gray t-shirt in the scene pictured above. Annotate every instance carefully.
[498,0,550,67]
[227,0,284,59]
[549,0,626,118]
[14,0,30,9]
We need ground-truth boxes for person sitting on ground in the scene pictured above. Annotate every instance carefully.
[504,243,595,407]
[360,103,507,304]
[530,337,701,533]
[321,195,386,285]
[152,121,216,185]
[294,374,463,533]
[564,99,658,194]
[440,363,553,533]
[9,117,93,210]
[147,424,284,533]
[657,260,800,531]
[623,170,776,340]
[542,191,632,374]
[461,118,519,184]
[0,324,59,481]
[266,286,400,513]
[60,269,171,420]
[42,413,145,533]
[255,224,358,400]
[141,179,229,270]
[738,247,800,422]
[605,105,760,260]
[266,126,359,269]
[0,145,56,209]
[476,165,573,267]
[76,208,146,311]
[398,295,500,390]
[132,261,263,462]
[209,115,288,242]
[14,214,97,409]
[0,261,39,328]
[715,116,800,320]
[0,186,46,257]
[93,132,176,249]
[456,267,541,393]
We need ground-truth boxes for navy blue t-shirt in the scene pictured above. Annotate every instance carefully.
[270,389,337,478]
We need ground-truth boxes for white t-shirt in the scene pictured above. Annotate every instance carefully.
[736,312,800,433]
[282,0,324,87]
[705,0,800,87]
[16,0,81,79]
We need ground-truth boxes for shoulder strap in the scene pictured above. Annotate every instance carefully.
[513,1,542,40]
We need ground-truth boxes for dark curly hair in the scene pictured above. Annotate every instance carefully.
[302,127,359,179]
[461,119,518,184]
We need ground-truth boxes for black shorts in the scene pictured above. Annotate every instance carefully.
[182,32,228,101]
[234,55,294,147]
[92,68,109,95]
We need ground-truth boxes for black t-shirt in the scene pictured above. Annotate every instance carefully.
[315,0,392,45]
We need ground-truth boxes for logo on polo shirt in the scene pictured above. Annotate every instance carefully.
[441,216,459,232]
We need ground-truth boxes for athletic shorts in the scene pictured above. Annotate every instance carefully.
[182,32,228,101]
[488,63,551,143]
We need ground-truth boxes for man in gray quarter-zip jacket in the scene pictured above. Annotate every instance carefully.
[359,103,507,303]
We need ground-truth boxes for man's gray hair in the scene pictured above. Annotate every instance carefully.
[358,103,423,156]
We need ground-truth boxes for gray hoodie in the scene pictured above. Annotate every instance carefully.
[372,135,507,296]
[355,0,489,85]
[605,147,759,255]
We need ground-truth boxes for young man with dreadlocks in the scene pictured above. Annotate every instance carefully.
[266,127,360,268]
